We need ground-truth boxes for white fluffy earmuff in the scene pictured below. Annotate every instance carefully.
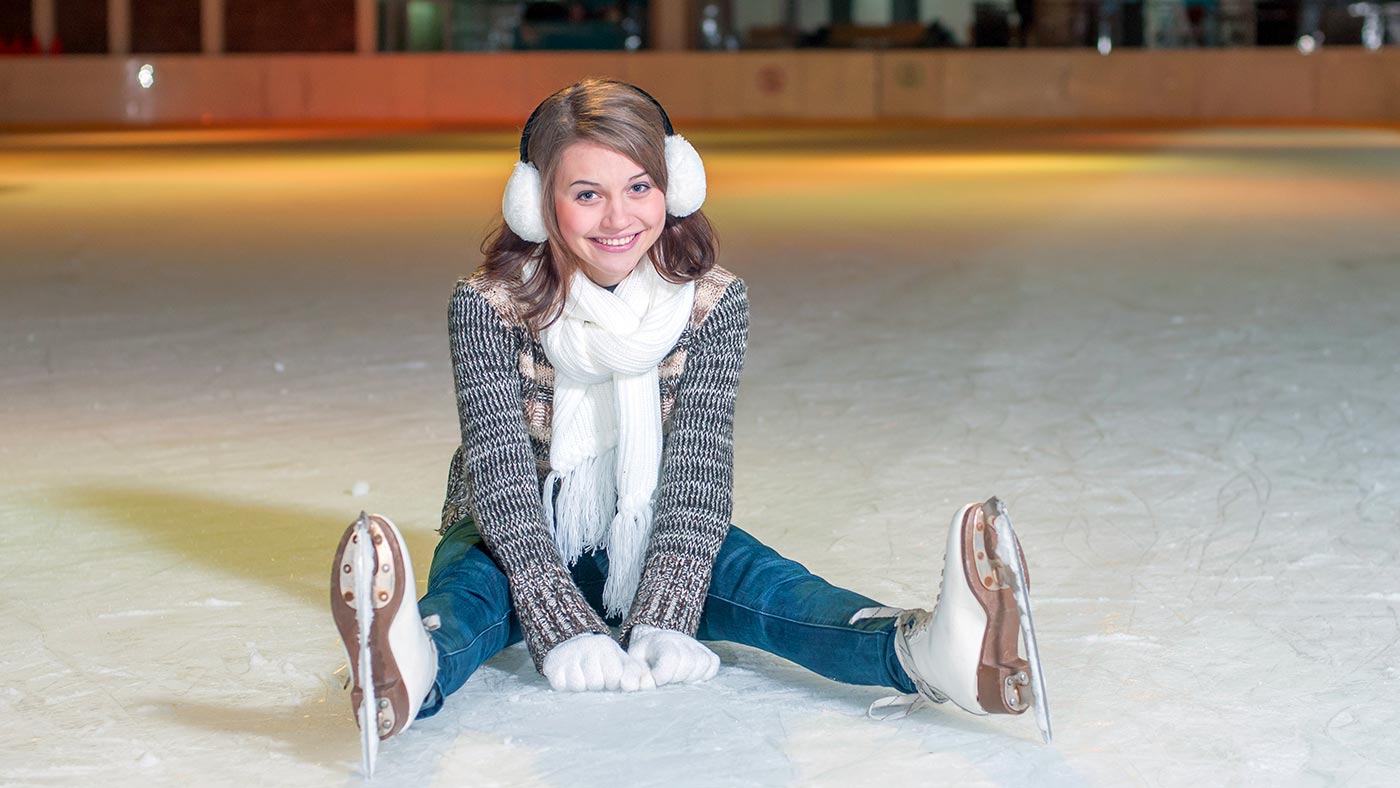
[664,134,706,218]
[502,161,548,243]
[502,83,706,244]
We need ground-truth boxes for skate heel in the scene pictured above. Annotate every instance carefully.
[964,502,1032,715]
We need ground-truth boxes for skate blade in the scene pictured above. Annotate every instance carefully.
[354,514,381,776]
[985,498,1053,744]
[359,682,379,777]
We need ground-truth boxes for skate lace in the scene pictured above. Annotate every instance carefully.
[849,606,948,721]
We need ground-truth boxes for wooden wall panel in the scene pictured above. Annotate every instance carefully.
[4,50,1400,125]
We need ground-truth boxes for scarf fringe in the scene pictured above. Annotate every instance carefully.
[602,497,654,619]
[542,451,618,566]
[541,451,655,619]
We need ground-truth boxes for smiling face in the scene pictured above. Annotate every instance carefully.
[551,141,666,287]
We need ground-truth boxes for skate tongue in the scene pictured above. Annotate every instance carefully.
[848,606,904,623]
[866,693,926,721]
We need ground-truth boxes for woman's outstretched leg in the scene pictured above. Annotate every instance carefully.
[695,525,916,694]
[698,504,1051,741]
[414,521,522,717]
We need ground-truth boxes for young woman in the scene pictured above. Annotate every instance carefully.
[330,78,1048,776]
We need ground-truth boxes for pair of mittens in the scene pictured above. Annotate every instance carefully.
[541,626,719,692]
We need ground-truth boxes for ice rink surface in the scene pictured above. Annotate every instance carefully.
[2,123,1398,787]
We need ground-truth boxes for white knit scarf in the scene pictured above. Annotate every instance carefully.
[538,260,696,617]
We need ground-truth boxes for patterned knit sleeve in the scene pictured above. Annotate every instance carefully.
[449,281,611,671]
[620,278,749,641]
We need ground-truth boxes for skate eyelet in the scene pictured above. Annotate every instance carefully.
[344,592,354,602]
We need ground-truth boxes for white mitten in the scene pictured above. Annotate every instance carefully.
[542,633,655,692]
[627,625,720,686]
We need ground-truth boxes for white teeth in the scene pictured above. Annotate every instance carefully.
[594,234,636,247]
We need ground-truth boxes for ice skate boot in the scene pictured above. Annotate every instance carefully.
[853,497,1051,742]
[331,512,439,777]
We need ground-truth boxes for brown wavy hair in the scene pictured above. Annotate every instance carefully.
[478,78,718,330]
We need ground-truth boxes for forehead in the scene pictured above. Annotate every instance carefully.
[556,141,646,182]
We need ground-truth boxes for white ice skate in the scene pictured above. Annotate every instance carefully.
[331,512,439,778]
[853,497,1052,743]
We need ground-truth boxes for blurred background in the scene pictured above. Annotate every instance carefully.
[1,0,1398,126]
[3,0,1400,55]
[3,2,1400,787]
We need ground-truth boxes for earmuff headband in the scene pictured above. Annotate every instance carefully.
[518,81,676,163]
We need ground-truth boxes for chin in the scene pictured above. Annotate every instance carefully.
[589,257,645,284]
[578,243,656,286]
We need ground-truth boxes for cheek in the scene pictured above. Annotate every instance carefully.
[641,193,666,228]
[553,196,587,237]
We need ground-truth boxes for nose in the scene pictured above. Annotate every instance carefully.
[600,197,630,233]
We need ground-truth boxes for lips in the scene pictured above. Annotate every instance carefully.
[590,232,639,252]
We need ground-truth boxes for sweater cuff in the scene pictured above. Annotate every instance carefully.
[508,561,611,672]
[619,551,716,644]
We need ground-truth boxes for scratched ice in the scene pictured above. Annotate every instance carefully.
[2,126,1398,787]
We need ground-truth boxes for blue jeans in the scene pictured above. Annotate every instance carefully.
[415,522,916,717]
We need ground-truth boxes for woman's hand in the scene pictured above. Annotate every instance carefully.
[626,625,720,686]
[542,633,655,692]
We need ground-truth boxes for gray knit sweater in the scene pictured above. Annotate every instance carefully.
[439,266,748,672]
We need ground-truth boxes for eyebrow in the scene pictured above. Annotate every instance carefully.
[569,172,649,188]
